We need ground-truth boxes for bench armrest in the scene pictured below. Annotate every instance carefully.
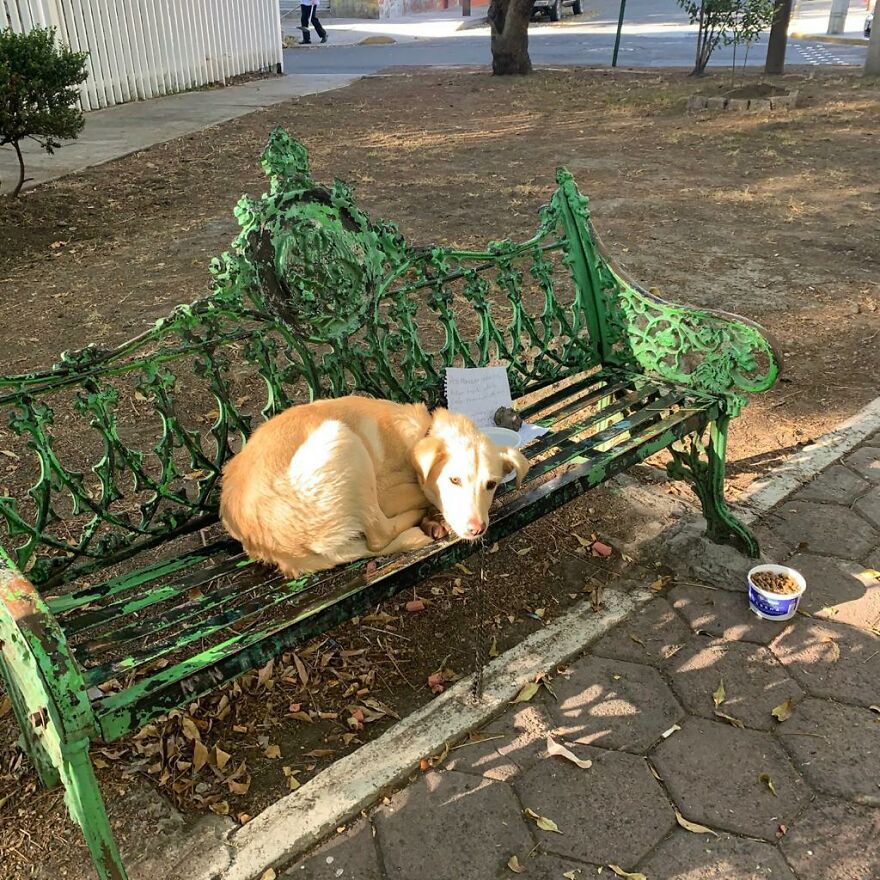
[0,562,95,742]
[592,222,782,405]
[555,169,782,408]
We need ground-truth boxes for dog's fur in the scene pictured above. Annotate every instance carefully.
[220,396,530,578]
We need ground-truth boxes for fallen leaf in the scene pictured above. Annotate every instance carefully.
[0,696,11,719]
[215,747,232,770]
[574,533,592,547]
[820,637,841,662]
[546,736,592,770]
[304,749,335,759]
[712,678,726,709]
[516,546,533,556]
[563,872,579,880]
[405,599,426,613]
[869,705,880,715]
[0,449,19,460]
[771,698,795,722]
[714,710,745,729]
[759,772,777,796]
[287,775,301,791]
[591,541,613,558]
[192,740,209,772]
[228,778,251,796]
[455,563,473,575]
[264,744,281,759]
[180,716,201,741]
[210,800,230,815]
[511,681,540,703]
[629,634,646,647]
[238,813,252,825]
[675,810,718,836]
[489,636,499,658]
[608,867,646,880]
[525,808,562,833]
[260,870,277,880]
[650,575,673,592]
[507,854,526,874]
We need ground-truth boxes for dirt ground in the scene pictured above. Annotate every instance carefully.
[1,66,879,879]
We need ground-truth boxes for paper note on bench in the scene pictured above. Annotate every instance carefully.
[444,367,548,445]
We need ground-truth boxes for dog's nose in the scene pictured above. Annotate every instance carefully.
[466,519,486,537]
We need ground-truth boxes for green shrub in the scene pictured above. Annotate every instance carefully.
[0,26,89,197]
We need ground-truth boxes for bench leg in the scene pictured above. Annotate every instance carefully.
[59,739,128,880]
[0,654,61,789]
[668,416,760,558]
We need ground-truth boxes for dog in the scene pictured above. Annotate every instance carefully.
[220,396,530,578]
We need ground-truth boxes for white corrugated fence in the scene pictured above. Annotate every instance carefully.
[1,0,283,111]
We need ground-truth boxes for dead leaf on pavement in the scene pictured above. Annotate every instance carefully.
[563,872,580,880]
[507,854,526,873]
[525,807,562,833]
[771,698,795,722]
[714,710,745,729]
[264,744,281,759]
[512,681,540,703]
[546,736,592,770]
[608,866,647,880]
[629,634,646,647]
[260,870,277,880]
[675,810,718,836]
[490,636,499,658]
[712,679,726,709]
[650,575,673,592]
[759,773,778,796]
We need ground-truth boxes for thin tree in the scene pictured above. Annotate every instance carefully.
[765,0,793,74]
[488,0,534,75]
[0,26,88,197]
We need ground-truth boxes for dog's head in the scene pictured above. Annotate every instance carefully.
[411,409,530,541]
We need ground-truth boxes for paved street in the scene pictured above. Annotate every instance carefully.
[284,436,880,879]
[282,0,868,73]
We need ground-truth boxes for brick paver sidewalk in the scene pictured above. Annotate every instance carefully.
[284,438,880,879]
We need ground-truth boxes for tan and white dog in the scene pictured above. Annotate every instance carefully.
[220,396,529,578]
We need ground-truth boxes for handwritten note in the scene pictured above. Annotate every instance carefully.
[444,367,549,444]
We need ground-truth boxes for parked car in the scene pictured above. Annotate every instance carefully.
[866,11,873,37]
[533,0,583,22]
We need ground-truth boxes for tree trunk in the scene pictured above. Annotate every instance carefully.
[765,0,793,75]
[488,0,533,75]
[866,3,880,75]
[12,140,26,198]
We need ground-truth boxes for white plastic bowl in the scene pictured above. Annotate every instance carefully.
[747,564,806,621]
[483,426,522,483]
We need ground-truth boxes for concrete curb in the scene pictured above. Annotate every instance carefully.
[789,31,868,46]
[736,395,880,522]
[209,585,652,880]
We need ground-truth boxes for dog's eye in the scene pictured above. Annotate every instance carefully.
[449,476,462,486]
[486,481,497,491]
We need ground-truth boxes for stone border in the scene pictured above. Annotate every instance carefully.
[687,90,798,112]
[736,394,880,522]
[181,585,651,880]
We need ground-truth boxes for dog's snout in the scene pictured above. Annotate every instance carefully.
[466,518,487,538]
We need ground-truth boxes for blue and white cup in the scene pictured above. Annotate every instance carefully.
[747,564,806,621]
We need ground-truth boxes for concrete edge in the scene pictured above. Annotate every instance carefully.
[211,585,652,880]
[789,31,868,46]
[736,395,880,523]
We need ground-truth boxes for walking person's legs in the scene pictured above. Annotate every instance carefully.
[311,6,328,42]
[299,3,312,43]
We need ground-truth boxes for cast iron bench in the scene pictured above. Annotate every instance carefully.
[0,130,780,879]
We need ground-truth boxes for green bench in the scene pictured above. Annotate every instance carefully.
[0,129,780,879]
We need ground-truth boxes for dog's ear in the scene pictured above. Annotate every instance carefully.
[500,448,530,488]
[411,435,446,484]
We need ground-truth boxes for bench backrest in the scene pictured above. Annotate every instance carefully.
[0,130,623,589]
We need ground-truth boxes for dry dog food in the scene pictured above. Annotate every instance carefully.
[751,570,800,595]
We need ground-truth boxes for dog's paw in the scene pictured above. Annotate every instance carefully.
[420,513,450,540]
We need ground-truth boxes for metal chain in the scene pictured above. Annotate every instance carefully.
[471,539,488,703]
